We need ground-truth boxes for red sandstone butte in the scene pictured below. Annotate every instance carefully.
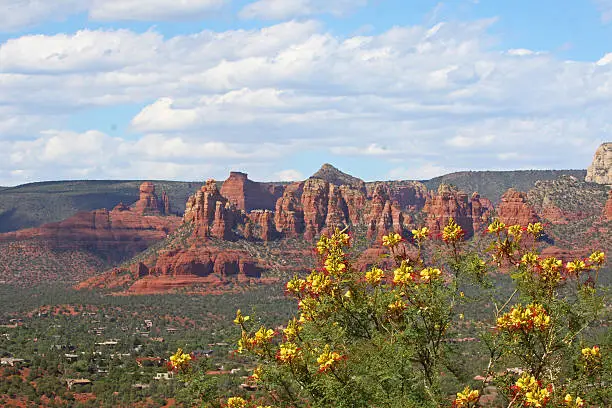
[220,171,282,212]
[497,188,539,226]
[423,185,491,238]
[133,181,171,215]
[0,203,180,262]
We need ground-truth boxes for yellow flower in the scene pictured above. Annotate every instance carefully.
[233,309,250,325]
[316,235,329,254]
[508,224,523,238]
[324,256,347,275]
[365,267,384,286]
[254,326,275,344]
[317,345,343,372]
[227,397,248,408]
[566,259,586,274]
[283,318,302,341]
[286,276,306,295]
[514,373,551,408]
[307,271,331,294]
[393,261,413,285]
[388,299,406,313]
[527,222,544,236]
[251,366,263,382]
[497,303,550,332]
[564,393,585,407]
[169,348,192,371]
[443,217,464,243]
[521,252,539,266]
[589,250,605,265]
[382,232,402,247]
[411,226,429,240]
[277,342,299,363]
[487,219,506,234]
[419,267,441,283]
[453,386,479,407]
[581,345,601,367]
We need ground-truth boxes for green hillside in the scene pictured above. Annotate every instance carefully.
[424,169,587,203]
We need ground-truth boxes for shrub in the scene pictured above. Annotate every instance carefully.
[195,219,608,407]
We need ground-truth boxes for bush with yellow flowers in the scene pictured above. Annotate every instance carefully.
[216,218,608,407]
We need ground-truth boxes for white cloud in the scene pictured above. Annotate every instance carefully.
[0,0,86,32]
[275,169,304,181]
[387,164,451,180]
[0,0,227,32]
[89,0,227,21]
[1,18,611,184]
[0,129,290,184]
[240,0,367,20]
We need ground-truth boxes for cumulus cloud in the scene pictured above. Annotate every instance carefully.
[1,18,610,184]
[240,0,368,20]
[275,169,304,181]
[89,0,227,21]
[0,129,290,184]
[0,0,227,32]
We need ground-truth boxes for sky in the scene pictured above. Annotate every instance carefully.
[0,0,611,185]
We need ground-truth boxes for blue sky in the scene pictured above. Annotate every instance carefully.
[0,0,610,185]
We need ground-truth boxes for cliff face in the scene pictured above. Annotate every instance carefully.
[497,188,539,226]
[586,142,612,185]
[132,182,172,215]
[221,171,282,212]
[0,185,181,264]
[423,185,493,238]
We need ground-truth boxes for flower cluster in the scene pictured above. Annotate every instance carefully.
[526,222,544,237]
[382,232,402,247]
[393,261,414,286]
[168,348,192,372]
[452,386,479,407]
[317,345,344,373]
[511,373,552,407]
[564,394,585,407]
[537,257,564,285]
[411,226,429,241]
[442,217,464,243]
[497,303,551,333]
[225,397,271,408]
[581,345,601,368]
[365,267,384,286]
[419,267,441,283]
[565,260,586,275]
[283,318,302,341]
[277,342,300,364]
[487,219,506,234]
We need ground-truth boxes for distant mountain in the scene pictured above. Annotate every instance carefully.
[310,163,365,189]
[424,170,587,204]
[0,180,200,233]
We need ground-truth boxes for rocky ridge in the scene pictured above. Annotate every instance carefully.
[586,142,612,185]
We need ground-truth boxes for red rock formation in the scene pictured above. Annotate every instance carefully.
[497,188,539,226]
[324,184,349,232]
[247,210,277,241]
[339,185,367,225]
[274,188,304,237]
[220,172,282,212]
[423,185,474,238]
[149,247,262,279]
[184,179,239,240]
[133,182,169,215]
[470,192,494,233]
[0,207,181,263]
[301,178,330,240]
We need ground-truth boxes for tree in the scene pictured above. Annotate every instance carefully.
[223,220,609,408]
